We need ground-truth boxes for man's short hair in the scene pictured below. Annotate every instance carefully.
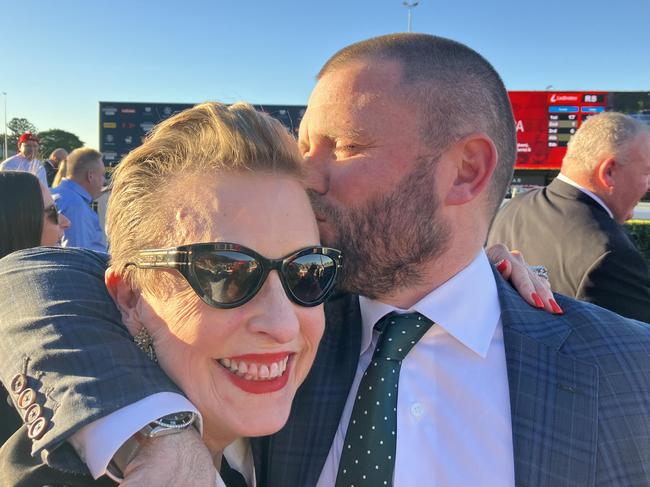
[318,33,516,217]
[49,148,68,162]
[66,148,103,179]
[563,112,650,172]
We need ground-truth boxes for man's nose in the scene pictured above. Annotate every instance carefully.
[303,153,330,195]
[247,272,300,344]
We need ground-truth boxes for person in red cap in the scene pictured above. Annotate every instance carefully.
[0,131,48,187]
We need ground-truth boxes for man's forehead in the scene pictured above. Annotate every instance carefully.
[315,59,403,98]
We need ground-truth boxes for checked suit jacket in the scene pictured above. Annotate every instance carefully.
[0,247,649,486]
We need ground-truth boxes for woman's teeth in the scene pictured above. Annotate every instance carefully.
[218,356,289,381]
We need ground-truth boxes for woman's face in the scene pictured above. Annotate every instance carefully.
[40,183,70,246]
[132,172,325,451]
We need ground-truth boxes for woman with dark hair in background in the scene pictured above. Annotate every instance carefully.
[0,171,70,445]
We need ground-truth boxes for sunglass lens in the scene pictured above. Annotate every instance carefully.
[193,251,263,305]
[45,206,59,224]
[285,253,337,304]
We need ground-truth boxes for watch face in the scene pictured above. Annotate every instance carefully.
[154,412,195,428]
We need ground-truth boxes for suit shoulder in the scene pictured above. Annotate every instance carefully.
[555,294,650,359]
[0,247,109,280]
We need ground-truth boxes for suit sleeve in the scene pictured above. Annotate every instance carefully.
[577,248,650,324]
[0,247,181,474]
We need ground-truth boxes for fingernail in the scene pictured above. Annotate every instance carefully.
[549,298,564,314]
[531,292,544,308]
[496,259,508,273]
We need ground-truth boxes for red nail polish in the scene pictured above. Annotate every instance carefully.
[549,298,564,314]
[531,292,544,308]
[496,259,508,273]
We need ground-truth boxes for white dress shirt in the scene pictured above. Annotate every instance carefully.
[0,153,48,187]
[316,250,515,487]
[556,173,614,218]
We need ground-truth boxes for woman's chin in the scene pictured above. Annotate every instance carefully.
[197,354,300,441]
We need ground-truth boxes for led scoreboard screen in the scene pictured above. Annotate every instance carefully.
[510,91,650,169]
[99,102,306,167]
[100,92,650,170]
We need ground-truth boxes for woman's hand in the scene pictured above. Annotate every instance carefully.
[487,244,563,314]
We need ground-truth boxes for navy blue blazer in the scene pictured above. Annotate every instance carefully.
[1,248,649,486]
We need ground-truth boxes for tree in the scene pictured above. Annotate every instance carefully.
[7,117,37,136]
[37,129,84,158]
[1,117,38,156]
[1,117,83,160]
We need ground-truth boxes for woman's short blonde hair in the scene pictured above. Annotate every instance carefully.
[106,101,304,291]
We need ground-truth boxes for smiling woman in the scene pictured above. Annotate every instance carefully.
[100,101,336,483]
[108,171,331,452]
[0,102,340,487]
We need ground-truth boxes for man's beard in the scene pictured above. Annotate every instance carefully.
[308,157,451,299]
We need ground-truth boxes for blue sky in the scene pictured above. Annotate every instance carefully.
[2,0,649,149]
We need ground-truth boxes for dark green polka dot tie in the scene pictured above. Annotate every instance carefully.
[335,312,434,487]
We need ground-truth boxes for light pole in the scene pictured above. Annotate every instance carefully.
[403,1,419,32]
[2,92,6,160]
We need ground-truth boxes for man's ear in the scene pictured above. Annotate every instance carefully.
[595,157,617,193]
[444,133,498,206]
[105,267,144,336]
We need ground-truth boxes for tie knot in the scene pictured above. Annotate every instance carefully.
[373,312,434,361]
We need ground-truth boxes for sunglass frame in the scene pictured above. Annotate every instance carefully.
[128,242,343,309]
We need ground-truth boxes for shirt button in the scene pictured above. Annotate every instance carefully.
[411,402,424,418]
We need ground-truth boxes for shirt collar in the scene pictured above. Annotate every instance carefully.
[222,438,255,487]
[556,173,613,219]
[59,177,93,203]
[359,250,501,358]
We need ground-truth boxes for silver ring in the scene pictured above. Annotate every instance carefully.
[529,265,549,281]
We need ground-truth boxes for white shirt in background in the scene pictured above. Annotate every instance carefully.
[0,153,48,187]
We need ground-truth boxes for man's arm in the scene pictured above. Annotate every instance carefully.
[0,247,183,473]
[578,247,650,323]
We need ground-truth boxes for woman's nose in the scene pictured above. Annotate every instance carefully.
[59,213,71,230]
[247,272,300,344]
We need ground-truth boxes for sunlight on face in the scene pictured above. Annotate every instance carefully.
[135,172,325,452]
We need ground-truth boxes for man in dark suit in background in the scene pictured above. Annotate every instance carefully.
[1,35,650,487]
[488,112,650,323]
[43,148,68,186]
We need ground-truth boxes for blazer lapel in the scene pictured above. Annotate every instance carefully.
[251,292,362,487]
[496,271,599,486]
